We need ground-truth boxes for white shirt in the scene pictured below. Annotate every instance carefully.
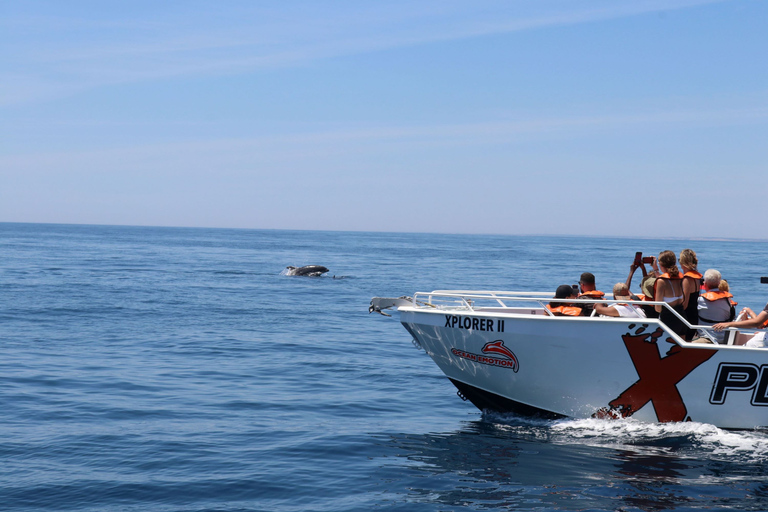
[608,303,647,318]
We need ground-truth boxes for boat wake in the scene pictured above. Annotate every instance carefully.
[483,411,768,462]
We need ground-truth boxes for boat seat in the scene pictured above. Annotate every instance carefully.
[725,330,766,347]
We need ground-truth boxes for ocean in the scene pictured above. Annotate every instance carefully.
[2,223,768,511]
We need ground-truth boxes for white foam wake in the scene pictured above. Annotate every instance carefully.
[486,412,768,462]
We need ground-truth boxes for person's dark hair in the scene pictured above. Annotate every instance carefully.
[580,272,595,285]
[658,250,680,278]
[555,284,576,299]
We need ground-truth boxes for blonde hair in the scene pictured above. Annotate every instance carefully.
[658,250,680,278]
[679,248,698,271]
[719,279,730,292]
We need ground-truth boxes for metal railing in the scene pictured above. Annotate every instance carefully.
[406,290,750,344]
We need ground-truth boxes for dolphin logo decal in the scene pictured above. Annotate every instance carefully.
[482,340,519,372]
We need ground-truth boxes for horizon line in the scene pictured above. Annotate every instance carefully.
[2,220,766,243]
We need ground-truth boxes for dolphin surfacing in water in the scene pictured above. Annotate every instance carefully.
[284,265,329,277]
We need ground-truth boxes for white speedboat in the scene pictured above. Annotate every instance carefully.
[370,290,768,429]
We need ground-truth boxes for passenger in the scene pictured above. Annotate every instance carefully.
[639,274,660,319]
[577,272,605,316]
[594,283,647,318]
[680,249,702,340]
[652,250,687,337]
[578,272,605,299]
[695,269,735,344]
[547,285,582,317]
[719,279,738,307]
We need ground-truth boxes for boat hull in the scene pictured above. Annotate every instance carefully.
[400,308,768,429]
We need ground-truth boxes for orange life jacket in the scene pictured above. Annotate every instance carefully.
[700,290,733,302]
[683,270,703,280]
[547,304,582,316]
[579,290,605,299]
[699,289,737,308]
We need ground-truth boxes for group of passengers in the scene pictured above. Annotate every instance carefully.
[548,273,640,319]
[546,248,767,345]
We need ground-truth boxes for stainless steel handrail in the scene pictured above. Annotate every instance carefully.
[410,290,699,336]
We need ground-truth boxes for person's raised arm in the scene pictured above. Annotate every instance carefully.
[625,264,638,289]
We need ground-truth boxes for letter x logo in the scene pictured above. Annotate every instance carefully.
[597,326,717,422]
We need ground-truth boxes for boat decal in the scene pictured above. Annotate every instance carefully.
[444,315,504,333]
[451,340,519,372]
[594,326,717,422]
[710,363,768,406]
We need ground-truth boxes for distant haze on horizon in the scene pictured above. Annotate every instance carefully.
[5,222,768,245]
[2,0,766,239]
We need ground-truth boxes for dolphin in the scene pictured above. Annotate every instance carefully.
[284,265,329,277]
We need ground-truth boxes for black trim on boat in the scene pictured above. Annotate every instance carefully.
[448,378,566,420]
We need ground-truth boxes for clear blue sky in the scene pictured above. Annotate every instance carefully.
[1,0,766,237]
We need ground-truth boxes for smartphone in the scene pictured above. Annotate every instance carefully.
[761,277,768,284]
[642,256,654,264]
[633,252,642,266]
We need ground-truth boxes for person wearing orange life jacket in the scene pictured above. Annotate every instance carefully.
[695,269,735,344]
[680,248,703,340]
[594,283,647,318]
[577,272,604,316]
[546,285,582,316]
[652,250,688,337]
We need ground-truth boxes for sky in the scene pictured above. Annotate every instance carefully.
[1,0,767,238]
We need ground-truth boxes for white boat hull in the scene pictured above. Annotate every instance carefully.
[396,304,768,429]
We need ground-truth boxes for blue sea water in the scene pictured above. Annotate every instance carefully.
[3,223,768,512]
